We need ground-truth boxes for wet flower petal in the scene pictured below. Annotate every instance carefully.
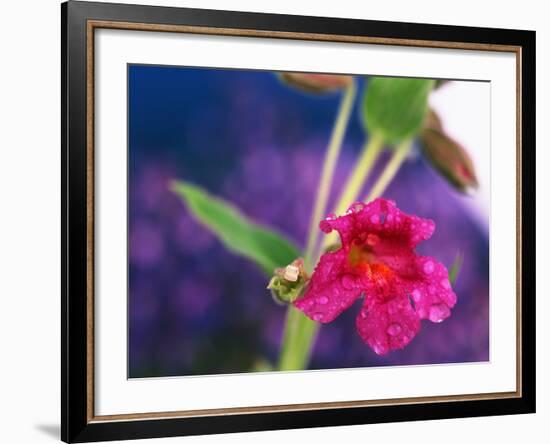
[320,198,435,250]
[294,249,363,323]
[403,256,457,322]
[356,294,420,355]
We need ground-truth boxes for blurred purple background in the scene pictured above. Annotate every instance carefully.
[128,65,489,378]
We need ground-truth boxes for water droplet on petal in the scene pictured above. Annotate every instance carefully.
[429,303,450,323]
[387,323,402,336]
[360,308,368,319]
[423,261,435,274]
[319,220,332,233]
[326,213,336,220]
[373,343,386,355]
[351,202,365,213]
[411,289,422,302]
[366,233,380,246]
[312,313,324,322]
[341,274,356,290]
[318,296,329,305]
[370,214,380,224]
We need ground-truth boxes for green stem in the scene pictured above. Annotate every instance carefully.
[278,133,386,371]
[365,139,412,201]
[333,132,385,216]
[278,306,318,371]
[303,82,357,270]
[278,84,358,371]
[320,132,385,251]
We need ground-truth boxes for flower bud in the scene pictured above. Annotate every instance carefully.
[283,264,300,282]
[278,72,353,94]
[267,259,309,304]
[420,110,478,193]
[423,108,443,132]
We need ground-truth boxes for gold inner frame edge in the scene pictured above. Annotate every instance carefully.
[85,19,523,423]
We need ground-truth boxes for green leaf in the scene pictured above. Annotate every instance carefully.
[449,252,463,284]
[171,180,300,275]
[363,77,435,144]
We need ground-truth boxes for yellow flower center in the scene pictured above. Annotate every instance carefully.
[348,243,393,297]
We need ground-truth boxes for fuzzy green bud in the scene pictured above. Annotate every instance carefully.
[267,259,309,304]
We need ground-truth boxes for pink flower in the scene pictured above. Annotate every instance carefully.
[294,199,457,355]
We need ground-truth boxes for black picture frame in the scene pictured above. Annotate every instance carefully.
[62,1,536,442]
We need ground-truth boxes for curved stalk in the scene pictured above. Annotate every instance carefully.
[278,307,317,370]
[320,132,384,251]
[278,134,387,371]
[278,83,357,371]
[365,139,412,201]
[303,82,357,270]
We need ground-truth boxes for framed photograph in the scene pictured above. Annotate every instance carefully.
[61,1,535,442]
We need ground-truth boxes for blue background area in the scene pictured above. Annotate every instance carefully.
[128,65,489,378]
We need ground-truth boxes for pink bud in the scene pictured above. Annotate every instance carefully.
[278,72,353,94]
[421,110,478,193]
